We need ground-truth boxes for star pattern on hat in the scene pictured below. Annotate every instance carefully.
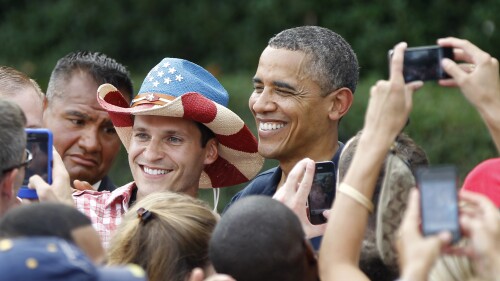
[143,59,186,90]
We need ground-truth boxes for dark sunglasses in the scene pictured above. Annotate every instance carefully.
[1,149,33,175]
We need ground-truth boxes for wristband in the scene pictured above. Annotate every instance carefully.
[338,182,374,213]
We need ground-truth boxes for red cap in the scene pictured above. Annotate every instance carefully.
[462,158,500,208]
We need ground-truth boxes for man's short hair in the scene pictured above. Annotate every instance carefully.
[0,203,92,243]
[0,100,26,178]
[195,122,215,148]
[46,51,133,102]
[0,66,44,101]
[210,196,317,281]
[268,26,359,95]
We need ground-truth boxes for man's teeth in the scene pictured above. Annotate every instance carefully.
[144,166,169,175]
[259,122,285,131]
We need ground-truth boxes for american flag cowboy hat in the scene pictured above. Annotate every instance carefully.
[96,58,263,188]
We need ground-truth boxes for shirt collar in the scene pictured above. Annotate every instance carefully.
[104,182,137,211]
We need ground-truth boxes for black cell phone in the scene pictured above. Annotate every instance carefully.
[17,129,53,199]
[388,45,454,82]
[308,161,336,225]
[416,165,461,243]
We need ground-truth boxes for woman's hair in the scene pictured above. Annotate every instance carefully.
[107,192,217,281]
[429,253,475,281]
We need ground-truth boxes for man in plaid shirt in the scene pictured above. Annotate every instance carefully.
[30,58,263,248]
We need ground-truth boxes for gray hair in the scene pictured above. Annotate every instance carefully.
[268,26,359,95]
[0,100,27,175]
[46,51,133,102]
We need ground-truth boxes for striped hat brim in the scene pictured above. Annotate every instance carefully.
[97,83,264,188]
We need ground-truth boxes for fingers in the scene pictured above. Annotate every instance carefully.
[441,58,466,83]
[389,42,407,82]
[323,209,331,219]
[296,159,315,201]
[74,180,93,191]
[459,190,497,211]
[52,148,70,182]
[28,174,50,199]
[276,158,314,201]
[406,81,424,92]
[438,37,490,64]
[436,231,453,246]
[401,188,420,231]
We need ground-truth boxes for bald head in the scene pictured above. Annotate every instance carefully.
[210,196,318,281]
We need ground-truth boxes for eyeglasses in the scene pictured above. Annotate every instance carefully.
[1,149,33,175]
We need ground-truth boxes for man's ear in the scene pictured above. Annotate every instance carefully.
[203,138,219,165]
[0,169,19,201]
[303,239,320,280]
[326,87,353,121]
[42,96,49,111]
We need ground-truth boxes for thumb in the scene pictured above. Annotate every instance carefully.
[187,268,204,281]
[74,180,93,191]
[441,58,465,81]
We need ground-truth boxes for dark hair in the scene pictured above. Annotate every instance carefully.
[195,122,215,148]
[46,51,133,102]
[0,203,92,242]
[0,100,26,176]
[210,196,317,281]
[269,26,359,95]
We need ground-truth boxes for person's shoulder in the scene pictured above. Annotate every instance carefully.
[242,166,279,191]
[224,166,280,213]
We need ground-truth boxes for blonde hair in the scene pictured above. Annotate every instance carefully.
[107,191,217,281]
[428,239,486,281]
[0,66,44,101]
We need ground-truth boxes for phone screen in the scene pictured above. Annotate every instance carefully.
[417,166,460,242]
[308,161,336,225]
[18,129,53,199]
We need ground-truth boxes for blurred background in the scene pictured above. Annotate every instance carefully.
[1,0,498,211]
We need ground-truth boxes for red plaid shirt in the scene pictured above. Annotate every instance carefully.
[73,182,136,249]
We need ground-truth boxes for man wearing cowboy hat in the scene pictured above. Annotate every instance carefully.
[31,58,263,248]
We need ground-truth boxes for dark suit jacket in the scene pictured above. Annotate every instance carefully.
[97,175,117,192]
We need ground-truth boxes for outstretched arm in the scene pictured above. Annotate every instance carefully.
[319,42,423,281]
[438,37,500,153]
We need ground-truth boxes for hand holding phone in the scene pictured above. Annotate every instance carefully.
[308,161,336,225]
[388,45,454,82]
[17,129,53,199]
[416,165,461,243]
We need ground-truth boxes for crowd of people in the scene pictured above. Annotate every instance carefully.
[0,25,499,281]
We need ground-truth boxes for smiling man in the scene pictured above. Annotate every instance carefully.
[54,58,264,247]
[43,52,133,192]
[226,26,359,247]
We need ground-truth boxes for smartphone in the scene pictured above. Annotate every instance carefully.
[308,161,336,225]
[388,45,454,82]
[17,129,53,199]
[416,165,461,243]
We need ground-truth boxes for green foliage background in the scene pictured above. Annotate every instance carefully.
[0,0,498,211]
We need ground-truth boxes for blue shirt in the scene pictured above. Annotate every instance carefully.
[224,142,345,250]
